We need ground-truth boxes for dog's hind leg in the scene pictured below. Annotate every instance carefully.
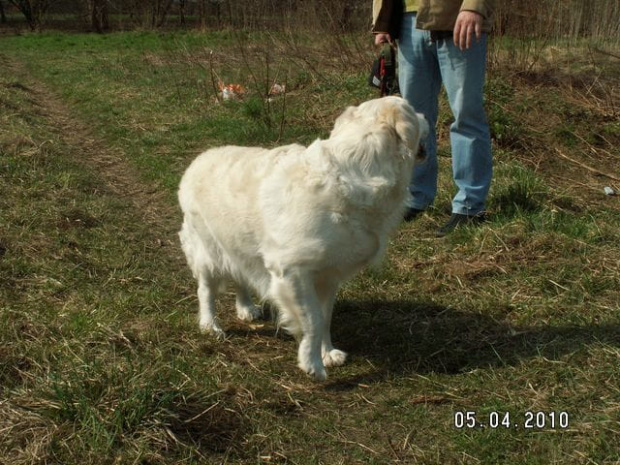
[235,284,263,322]
[269,270,326,381]
[315,277,347,367]
[197,271,225,339]
[179,216,225,339]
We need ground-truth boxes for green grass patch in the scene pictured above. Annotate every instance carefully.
[1,31,619,464]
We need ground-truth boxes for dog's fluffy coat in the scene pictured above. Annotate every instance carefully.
[178,96,428,380]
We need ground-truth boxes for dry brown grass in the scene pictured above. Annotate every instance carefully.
[1,29,619,464]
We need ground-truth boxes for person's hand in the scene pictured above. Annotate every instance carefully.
[374,33,393,46]
[453,10,483,50]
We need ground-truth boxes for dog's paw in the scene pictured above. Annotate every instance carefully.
[323,349,348,367]
[199,321,226,340]
[299,358,327,381]
[236,303,263,322]
[301,364,327,381]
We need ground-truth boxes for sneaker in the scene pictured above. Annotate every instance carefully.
[404,207,424,222]
[435,213,486,237]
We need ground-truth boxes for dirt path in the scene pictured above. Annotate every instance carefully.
[1,52,180,243]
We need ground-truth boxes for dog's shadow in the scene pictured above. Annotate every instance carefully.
[326,298,619,387]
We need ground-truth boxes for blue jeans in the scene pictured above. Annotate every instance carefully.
[398,13,492,216]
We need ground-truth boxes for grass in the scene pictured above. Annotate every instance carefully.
[1,30,619,464]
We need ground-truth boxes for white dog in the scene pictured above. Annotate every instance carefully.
[178,96,428,380]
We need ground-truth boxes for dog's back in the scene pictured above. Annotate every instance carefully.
[178,144,305,297]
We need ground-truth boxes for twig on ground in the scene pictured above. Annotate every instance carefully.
[555,148,620,181]
[592,47,620,60]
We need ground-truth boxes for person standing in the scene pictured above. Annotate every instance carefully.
[373,0,495,236]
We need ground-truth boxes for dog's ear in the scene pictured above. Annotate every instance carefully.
[380,102,428,157]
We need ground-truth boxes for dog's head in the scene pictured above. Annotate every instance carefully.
[331,96,428,163]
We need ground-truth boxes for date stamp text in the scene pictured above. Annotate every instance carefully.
[454,411,570,430]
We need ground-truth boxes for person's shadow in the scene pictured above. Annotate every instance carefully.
[324,298,620,389]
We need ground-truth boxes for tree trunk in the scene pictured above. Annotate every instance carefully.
[8,0,37,30]
[0,0,7,24]
[198,0,206,29]
[178,0,185,26]
[156,0,173,28]
[339,0,353,31]
[91,0,109,33]
[213,0,221,28]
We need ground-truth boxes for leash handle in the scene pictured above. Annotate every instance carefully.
[379,43,396,97]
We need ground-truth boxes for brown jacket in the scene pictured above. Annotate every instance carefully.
[373,0,495,38]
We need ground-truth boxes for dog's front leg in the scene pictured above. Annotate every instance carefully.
[269,270,326,381]
[315,278,347,367]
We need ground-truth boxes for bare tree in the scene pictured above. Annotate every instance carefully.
[0,0,6,24]
[150,0,172,27]
[178,0,186,26]
[85,0,109,32]
[197,0,225,29]
[212,0,224,27]
[197,0,206,29]
[122,0,174,28]
[7,0,55,30]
